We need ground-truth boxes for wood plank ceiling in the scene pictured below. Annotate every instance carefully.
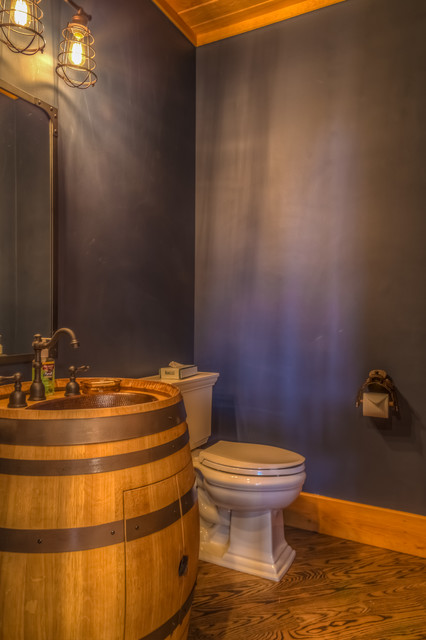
[151,0,347,46]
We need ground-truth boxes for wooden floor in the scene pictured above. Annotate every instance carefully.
[188,527,426,640]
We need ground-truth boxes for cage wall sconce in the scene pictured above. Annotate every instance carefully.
[56,0,97,89]
[0,0,45,55]
[0,0,97,89]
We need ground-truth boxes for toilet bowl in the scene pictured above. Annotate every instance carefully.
[192,440,306,581]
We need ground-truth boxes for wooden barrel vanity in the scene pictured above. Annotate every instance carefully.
[0,378,199,640]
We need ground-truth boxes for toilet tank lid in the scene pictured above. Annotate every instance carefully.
[198,440,305,474]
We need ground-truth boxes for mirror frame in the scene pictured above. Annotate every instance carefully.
[0,80,57,364]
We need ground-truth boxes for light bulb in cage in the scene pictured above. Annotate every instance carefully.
[56,0,97,89]
[0,0,45,54]
[13,0,28,26]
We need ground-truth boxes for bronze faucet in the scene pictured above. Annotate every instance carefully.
[29,328,80,401]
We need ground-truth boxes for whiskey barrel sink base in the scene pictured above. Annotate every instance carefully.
[0,378,199,640]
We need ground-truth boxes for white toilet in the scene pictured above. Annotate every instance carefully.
[193,440,305,581]
[143,372,306,581]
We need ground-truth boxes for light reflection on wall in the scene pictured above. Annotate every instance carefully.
[195,0,426,514]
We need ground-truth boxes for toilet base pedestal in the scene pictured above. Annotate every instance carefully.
[200,539,295,582]
[199,509,296,581]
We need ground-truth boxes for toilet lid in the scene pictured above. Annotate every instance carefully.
[198,440,305,476]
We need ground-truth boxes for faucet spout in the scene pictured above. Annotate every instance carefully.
[40,327,80,351]
[29,328,80,401]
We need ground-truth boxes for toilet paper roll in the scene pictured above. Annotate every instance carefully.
[362,392,389,418]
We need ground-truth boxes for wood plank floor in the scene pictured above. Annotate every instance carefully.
[188,527,426,640]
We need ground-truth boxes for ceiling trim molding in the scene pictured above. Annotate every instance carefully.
[152,0,198,45]
[153,0,347,47]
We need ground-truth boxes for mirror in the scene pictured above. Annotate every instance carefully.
[0,80,57,364]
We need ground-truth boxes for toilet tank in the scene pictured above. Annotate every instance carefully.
[142,372,219,449]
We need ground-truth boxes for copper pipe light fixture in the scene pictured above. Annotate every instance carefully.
[0,0,45,54]
[56,0,97,89]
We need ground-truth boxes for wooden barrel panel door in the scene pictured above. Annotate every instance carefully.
[124,461,199,640]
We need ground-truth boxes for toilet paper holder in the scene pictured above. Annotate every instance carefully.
[356,369,399,415]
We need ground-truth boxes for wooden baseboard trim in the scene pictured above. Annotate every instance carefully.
[284,492,426,558]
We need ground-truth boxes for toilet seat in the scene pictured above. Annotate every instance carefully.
[198,440,305,476]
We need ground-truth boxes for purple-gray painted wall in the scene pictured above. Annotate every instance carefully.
[0,0,195,378]
[195,0,426,514]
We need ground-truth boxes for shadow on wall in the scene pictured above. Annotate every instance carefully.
[211,394,238,442]
[368,392,425,453]
[213,389,424,457]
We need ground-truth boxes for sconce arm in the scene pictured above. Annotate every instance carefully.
[64,0,92,23]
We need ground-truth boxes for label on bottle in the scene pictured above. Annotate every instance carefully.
[41,360,55,395]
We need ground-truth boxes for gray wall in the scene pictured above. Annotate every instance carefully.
[0,0,195,377]
[195,0,426,514]
[56,0,195,376]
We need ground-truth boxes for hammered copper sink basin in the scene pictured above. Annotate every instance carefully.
[0,377,184,427]
[26,391,157,411]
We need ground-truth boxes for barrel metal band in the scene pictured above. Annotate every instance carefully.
[0,519,125,554]
[0,431,189,476]
[181,483,198,517]
[126,484,197,543]
[139,581,196,640]
[0,400,186,446]
[0,484,197,553]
